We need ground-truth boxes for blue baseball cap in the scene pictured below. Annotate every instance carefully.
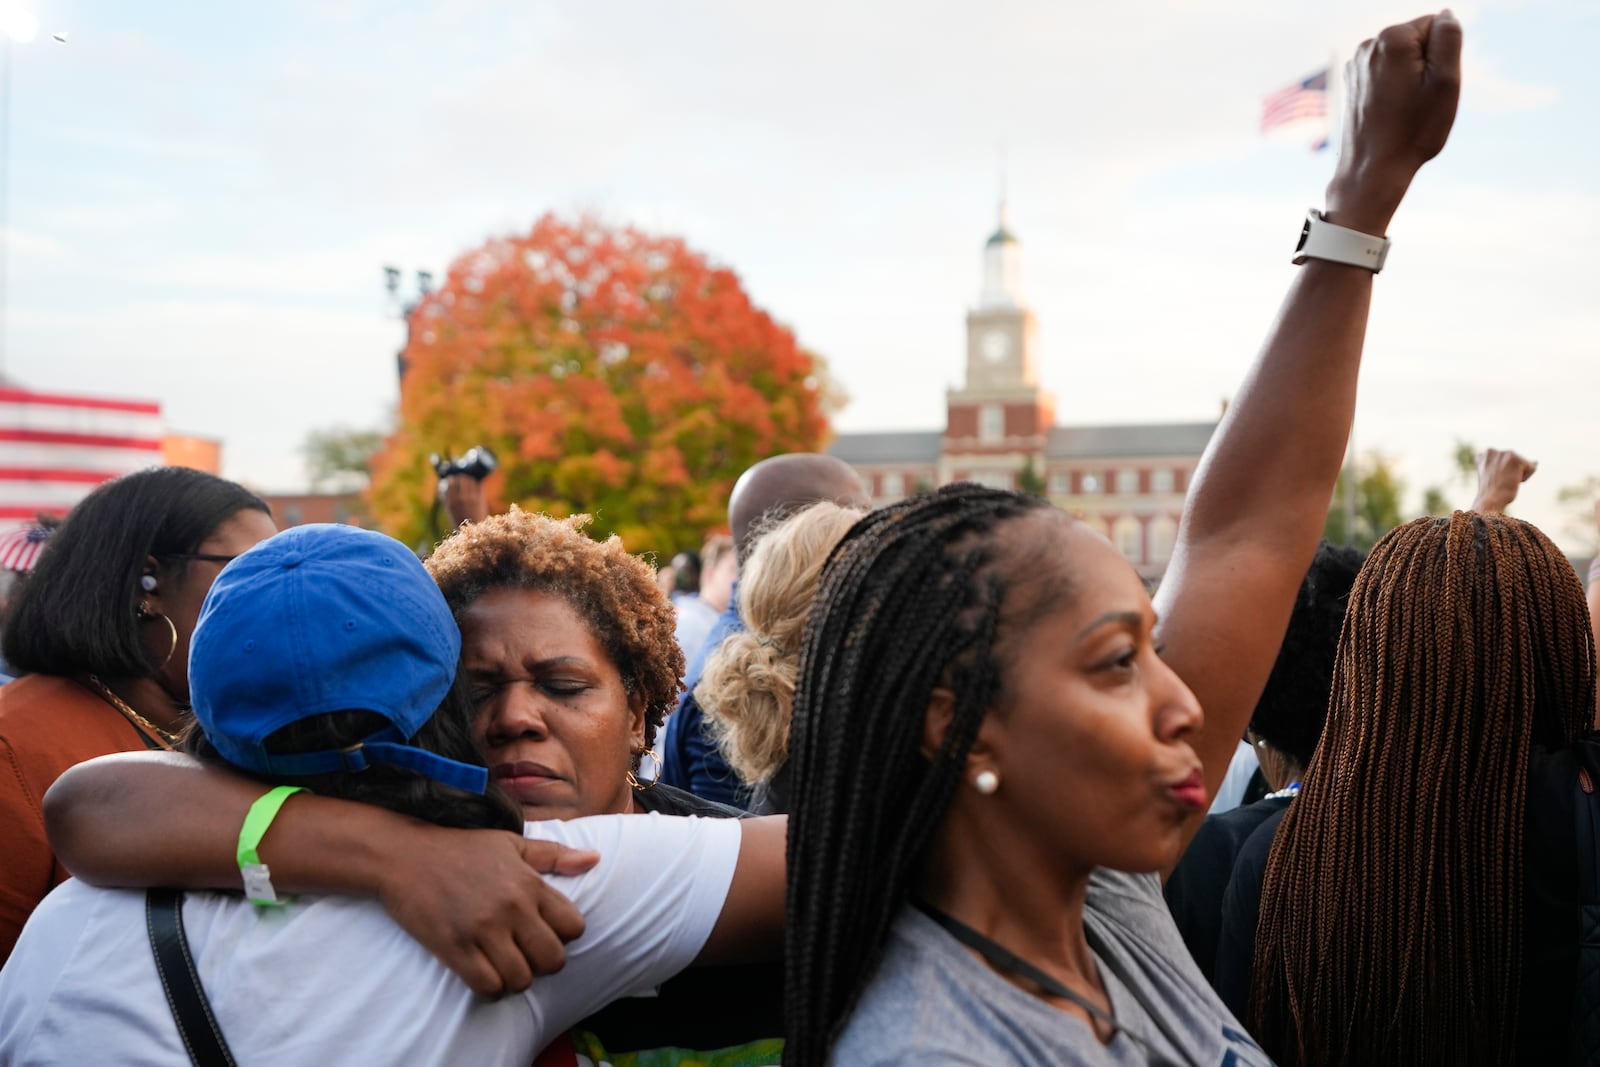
[189,524,487,795]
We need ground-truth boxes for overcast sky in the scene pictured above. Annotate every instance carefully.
[5,0,1597,546]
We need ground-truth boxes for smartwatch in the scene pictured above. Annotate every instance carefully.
[1293,209,1390,273]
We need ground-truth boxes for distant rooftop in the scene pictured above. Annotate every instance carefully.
[829,422,1216,464]
[986,224,1018,247]
[1046,421,1216,458]
[828,430,944,464]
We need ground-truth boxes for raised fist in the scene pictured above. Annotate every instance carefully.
[1326,10,1463,236]
[1469,448,1536,515]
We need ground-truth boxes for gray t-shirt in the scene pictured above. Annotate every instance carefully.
[831,867,1275,1065]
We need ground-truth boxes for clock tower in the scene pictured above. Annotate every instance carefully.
[964,204,1038,391]
[941,203,1055,487]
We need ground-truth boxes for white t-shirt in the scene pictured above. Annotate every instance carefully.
[0,812,741,1066]
[1208,740,1261,815]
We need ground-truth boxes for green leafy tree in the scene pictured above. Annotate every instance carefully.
[1421,485,1451,517]
[1018,457,1047,497]
[1557,476,1600,551]
[303,426,386,491]
[1324,451,1406,552]
[1420,439,1479,516]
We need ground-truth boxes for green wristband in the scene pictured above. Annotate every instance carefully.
[237,785,305,906]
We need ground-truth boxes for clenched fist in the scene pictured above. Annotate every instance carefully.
[1326,10,1463,237]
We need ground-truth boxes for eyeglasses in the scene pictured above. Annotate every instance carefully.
[158,553,240,565]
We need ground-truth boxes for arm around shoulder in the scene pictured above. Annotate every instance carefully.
[45,750,596,997]
[44,750,392,893]
[696,814,785,964]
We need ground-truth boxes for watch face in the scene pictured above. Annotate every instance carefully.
[980,330,1010,362]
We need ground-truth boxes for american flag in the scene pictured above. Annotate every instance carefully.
[0,387,164,528]
[1261,69,1329,133]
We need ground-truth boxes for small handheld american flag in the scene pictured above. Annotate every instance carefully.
[1261,69,1329,133]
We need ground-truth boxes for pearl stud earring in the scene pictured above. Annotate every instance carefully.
[973,770,1000,795]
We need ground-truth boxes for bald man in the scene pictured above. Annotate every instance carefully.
[659,454,868,807]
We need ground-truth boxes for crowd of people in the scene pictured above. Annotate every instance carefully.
[1,10,1593,1065]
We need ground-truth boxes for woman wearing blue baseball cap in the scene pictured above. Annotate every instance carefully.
[0,525,783,1065]
[43,506,787,1064]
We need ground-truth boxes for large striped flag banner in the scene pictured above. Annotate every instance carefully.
[0,388,164,527]
[1262,68,1331,150]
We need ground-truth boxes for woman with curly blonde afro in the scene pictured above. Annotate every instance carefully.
[696,502,864,814]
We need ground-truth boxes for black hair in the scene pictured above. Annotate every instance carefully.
[782,483,1056,1066]
[1248,540,1364,766]
[182,678,522,832]
[2,467,269,679]
[672,551,702,595]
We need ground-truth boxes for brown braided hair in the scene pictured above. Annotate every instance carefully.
[1249,512,1595,1066]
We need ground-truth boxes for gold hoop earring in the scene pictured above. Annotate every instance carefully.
[139,609,179,670]
[627,748,662,793]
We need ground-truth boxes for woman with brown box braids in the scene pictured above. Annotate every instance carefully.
[1249,513,1595,1066]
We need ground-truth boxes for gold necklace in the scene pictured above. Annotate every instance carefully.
[85,674,183,747]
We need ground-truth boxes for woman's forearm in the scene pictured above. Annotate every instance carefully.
[44,751,597,997]
[44,751,395,895]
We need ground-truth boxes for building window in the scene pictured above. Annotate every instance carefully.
[1148,516,1177,563]
[1116,469,1139,494]
[972,470,1013,490]
[1151,468,1174,494]
[978,404,1004,443]
[1050,472,1070,496]
[1114,517,1143,562]
[1080,473,1101,495]
[881,472,905,498]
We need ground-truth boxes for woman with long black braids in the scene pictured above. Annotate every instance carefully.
[782,12,1463,1064]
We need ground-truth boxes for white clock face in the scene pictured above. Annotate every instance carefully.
[980,330,1010,363]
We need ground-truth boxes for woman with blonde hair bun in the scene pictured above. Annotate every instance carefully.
[696,501,864,814]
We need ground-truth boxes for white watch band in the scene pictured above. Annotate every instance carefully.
[1292,209,1390,273]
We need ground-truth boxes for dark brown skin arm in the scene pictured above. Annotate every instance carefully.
[44,751,597,997]
[696,815,787,963]
[1468,448,1536,515]
[1154,11,1462,871]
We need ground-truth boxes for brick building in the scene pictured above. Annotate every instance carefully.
[829,212,1215,580]
[257,491,369,529]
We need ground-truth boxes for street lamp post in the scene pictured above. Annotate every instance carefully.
[383,265,434,383]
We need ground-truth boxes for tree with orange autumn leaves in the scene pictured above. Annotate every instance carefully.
[367,214,839,556]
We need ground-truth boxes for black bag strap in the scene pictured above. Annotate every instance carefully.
[146,888,238,1067]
